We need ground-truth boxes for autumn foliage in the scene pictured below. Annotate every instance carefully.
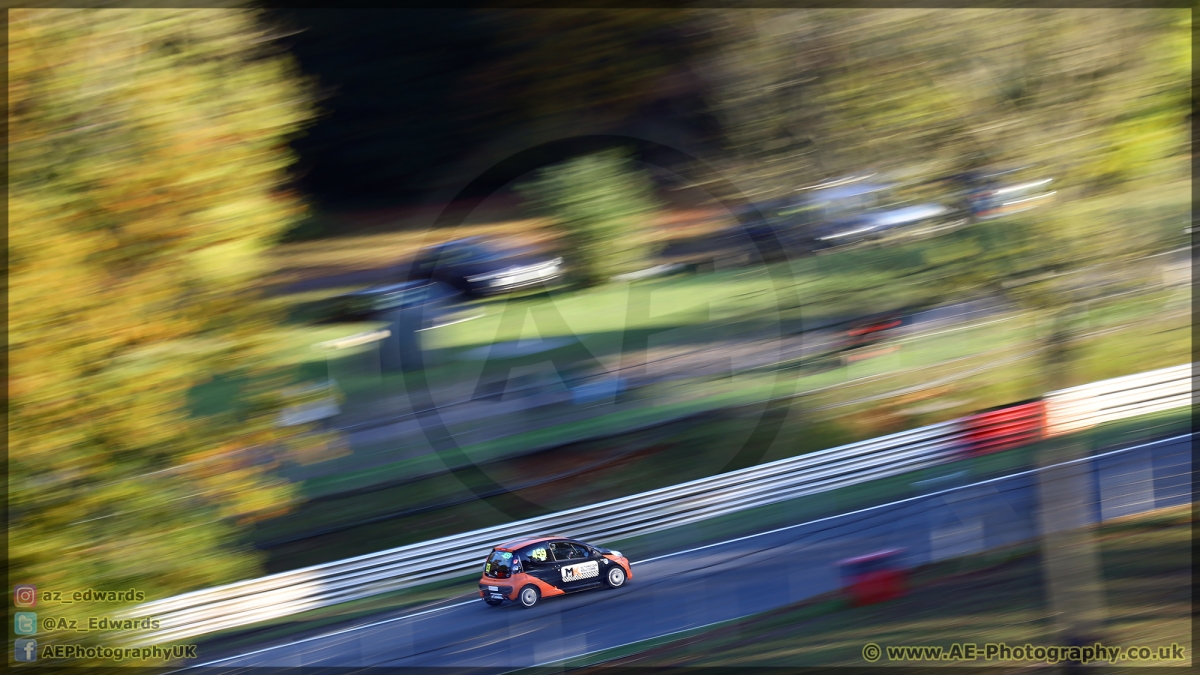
[9,8,327,663]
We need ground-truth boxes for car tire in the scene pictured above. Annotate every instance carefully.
[483,597,504,607]
[517,585,540,608]
[604,565,627,589]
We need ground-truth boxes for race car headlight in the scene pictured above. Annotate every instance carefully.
[608,550,623,558]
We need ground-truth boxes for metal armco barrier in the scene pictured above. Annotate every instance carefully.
[117,421,962,645]
[1043,363,1191,437]
[961,399,1046,456]
[115,363,1193,645]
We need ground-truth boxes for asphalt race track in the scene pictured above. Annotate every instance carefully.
[185,433,1190,671]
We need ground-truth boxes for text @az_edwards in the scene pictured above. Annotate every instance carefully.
[861,642,1187,664]
[35,589,146,604]
[40,615,161,631]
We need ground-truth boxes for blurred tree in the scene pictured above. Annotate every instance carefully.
[907,10,1189,650]
[992,209,1115,650]
[267,9,708,212]
[8,8,334,664]
[701,9,1189,652]
[518,150,661,288]
[463,10,699,133]
[270,9,494,207]
[701,9,1188,198]
[426,9,716,210]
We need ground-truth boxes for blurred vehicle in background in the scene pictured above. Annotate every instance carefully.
[805,176,951,252]
[688,176,953,264]
[408,237,564,296]
[479,536,632,607]
[332,279,461,322]
[836,312,907,364]
[843,314,905,350]
[954,166,1056,221]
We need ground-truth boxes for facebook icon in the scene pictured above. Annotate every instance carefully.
[14,639,37,662]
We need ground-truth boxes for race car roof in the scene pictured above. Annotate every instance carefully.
[495,535,567,551]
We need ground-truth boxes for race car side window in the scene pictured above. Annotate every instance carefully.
[551,542,587,560]
[522,545,550,565]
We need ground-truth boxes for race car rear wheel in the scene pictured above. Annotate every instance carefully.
[518,585,540,608]
[605,566,627,588]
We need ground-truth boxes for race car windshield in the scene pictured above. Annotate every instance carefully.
[483,550,514,579]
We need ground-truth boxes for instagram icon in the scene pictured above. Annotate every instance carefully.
[14,585,36,608]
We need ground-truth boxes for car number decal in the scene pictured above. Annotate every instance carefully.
[561,561,599,582]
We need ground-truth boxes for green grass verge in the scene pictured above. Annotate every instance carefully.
[298,292,1184,496]
[247,174,1187,397]
[270,307,1180,528]
[254,308,1187,563]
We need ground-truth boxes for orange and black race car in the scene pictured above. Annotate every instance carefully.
[478,536,632,608]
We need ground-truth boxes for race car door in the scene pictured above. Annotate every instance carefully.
[518,543,562,595]
[551,541,602,591]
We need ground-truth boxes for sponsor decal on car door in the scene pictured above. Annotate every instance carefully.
[549,542,600,590]
[560,560,599,583]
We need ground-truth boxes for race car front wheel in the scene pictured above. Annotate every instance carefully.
[605,566,627,588]
[518,585,540,608]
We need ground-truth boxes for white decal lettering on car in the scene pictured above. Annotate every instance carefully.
[561,561,600,582]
